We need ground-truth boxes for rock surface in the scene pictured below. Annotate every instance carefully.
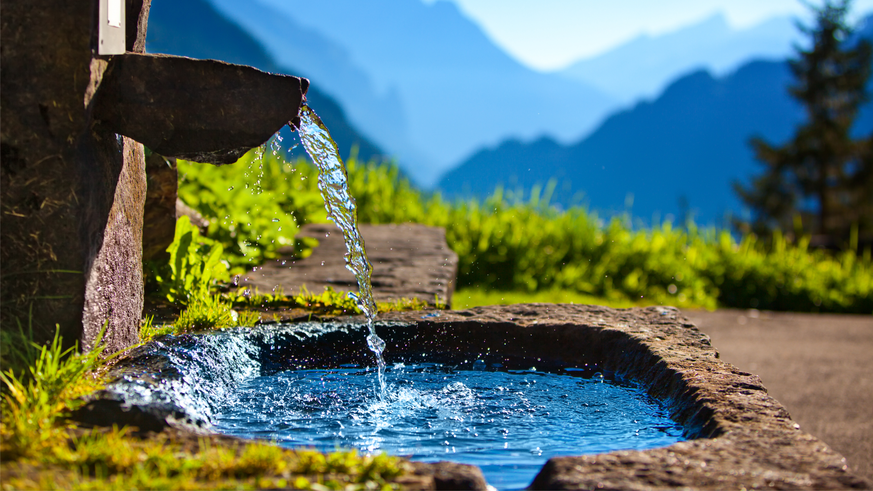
[1,0,150,353]
[241,223,458,307]
[92,53,309,164]
[685,308,873,485]
[409,461,490,491]
[385,305,870,490]
[78,304,869,489]
[141,153,210,262]
[142,153,178,262]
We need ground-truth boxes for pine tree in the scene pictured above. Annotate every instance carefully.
[735,0,873,247]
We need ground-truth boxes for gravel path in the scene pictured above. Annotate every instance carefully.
[684,309,873,482]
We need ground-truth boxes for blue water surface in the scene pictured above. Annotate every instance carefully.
[214,363,684,490]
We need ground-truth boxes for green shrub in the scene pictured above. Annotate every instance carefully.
[177,148,320,273]
[171,148,873,314]
[707,232,873,313]
[152,215,230,305]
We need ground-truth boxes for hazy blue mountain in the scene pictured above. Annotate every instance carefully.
[146,0,383,163]
[205,0,427,178]
[254,0,620,185]
[439,61,810,226]
[441,12,873,226]
[559,13,800,103]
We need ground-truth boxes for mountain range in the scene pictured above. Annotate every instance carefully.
[222,0,621,185]
[557,13,800,103]
[441,47,873,226]
[439,11,873,226]
[441,61,807,226]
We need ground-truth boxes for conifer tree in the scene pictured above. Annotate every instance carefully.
[735,0,873,247]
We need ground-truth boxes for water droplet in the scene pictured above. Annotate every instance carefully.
[367,333,385,354]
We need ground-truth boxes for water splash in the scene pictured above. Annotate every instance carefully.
[295,104,387,397]
[214,363,686,490]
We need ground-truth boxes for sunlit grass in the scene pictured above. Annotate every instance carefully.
[0,326,108,460]
[1,325,408,491]
[2,426,406,491]
[177,150,873,315]
[452,287,708,310]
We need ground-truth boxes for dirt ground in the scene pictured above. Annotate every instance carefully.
[683,309,873,483]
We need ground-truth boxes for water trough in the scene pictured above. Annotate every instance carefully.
[74,304,867,490]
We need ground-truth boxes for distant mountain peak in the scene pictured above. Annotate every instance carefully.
[681,11,731,34]
[559,12,799,103]
[245,0,619,185]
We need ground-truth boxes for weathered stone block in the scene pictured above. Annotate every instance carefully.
[241,223,458,307]
[142,153,177,262]
[1,0,147,353]
[91,53,309,164]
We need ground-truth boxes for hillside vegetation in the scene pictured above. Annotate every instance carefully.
[176,150,872,314]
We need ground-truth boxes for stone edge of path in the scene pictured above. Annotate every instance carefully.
[75,304,871,490]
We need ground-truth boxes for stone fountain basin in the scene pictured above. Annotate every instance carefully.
[77,304,868,490]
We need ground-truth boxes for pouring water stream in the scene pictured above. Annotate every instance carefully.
[294,104,387,398]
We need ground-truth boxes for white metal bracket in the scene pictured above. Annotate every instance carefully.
[98,0,125,55]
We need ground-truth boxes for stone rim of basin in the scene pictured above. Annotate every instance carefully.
[73,304,870,490]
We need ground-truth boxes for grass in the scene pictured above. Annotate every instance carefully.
[228,286,445,315]
[453,288,640,310]
[173,295,261,334]
[0,326,108,460]
[172,149,873,314]
[1,324,410,491]
[141,286,446,343]
[2,427,406,491]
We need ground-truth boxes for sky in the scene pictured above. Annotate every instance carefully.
[427,0,873,71]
